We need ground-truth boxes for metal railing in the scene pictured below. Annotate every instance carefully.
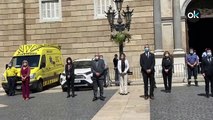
[109,64,187,82]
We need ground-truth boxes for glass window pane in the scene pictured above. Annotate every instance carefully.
[41,3,46,18]
[47,2,51,18]
[55,2,59,18]
[97,0,101,14]
[51,2,55,18]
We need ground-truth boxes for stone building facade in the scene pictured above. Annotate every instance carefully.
[0,0,154,74]
[0,0,210,80]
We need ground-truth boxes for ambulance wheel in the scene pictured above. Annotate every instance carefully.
[36,80,43,92]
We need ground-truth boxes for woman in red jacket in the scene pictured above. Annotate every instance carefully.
[21,60,31,100]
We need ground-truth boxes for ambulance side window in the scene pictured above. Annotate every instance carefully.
[40,55,46,69]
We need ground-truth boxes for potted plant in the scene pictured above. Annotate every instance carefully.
[110,32,131,44]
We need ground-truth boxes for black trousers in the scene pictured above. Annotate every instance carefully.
[142,72,154,96]
[67,78,74,96]
[93,78,104,97]
[204,75,213,95]
[187,65,198,80]
[7,77,16,95]
[103,69,108,86]
[114,69,119,85]
[162,70,172,90]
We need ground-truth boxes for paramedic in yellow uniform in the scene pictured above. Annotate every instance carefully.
[5,63,18,96]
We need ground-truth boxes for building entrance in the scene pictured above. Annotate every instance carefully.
[187,18,213,58]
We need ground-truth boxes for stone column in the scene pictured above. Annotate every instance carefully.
[154,0,163,55]
[172,0,186,82]
[173,0,184,53]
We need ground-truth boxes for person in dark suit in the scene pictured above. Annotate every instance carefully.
[162,51,173,93]
[113,54,119,86]
[65,57,76,98]
[140,44,155,100]
[91,53,106,101]
[201,48,213,98]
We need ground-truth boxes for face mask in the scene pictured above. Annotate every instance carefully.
[68,60,71,63]
[207,52,212,56]
[190,51,193,54]
[165,54,169,57]
[144,48,149,52]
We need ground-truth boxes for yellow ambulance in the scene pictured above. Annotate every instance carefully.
[1,44,64,93]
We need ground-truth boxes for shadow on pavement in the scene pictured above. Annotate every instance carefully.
[197,93,207,97]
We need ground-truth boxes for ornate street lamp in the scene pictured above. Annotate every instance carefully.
[105,0,134,56]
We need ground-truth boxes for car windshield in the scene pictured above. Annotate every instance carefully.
[11,55,40,68]
[74,61,92,69]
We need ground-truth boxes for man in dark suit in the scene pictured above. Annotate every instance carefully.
[91,53,106,101]
[201,48,213,98]
[140,44,156,100]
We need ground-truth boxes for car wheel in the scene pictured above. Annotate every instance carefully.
[36,80,43,92]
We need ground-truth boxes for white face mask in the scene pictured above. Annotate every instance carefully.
[68,60,71,63]
[95,56,99,60]
[207,52,212,56]
[190,50,193,54]
[144,48,149,52]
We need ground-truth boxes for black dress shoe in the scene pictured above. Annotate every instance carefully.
[67,95,71,98]
[150,96,154,100]
[71,94,77,98]
[206,94,209,98]
[92,97,98,101]
[100,96,105,101]
[144,96,149,100]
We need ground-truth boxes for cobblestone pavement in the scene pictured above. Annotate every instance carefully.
[151,84,213,120]
[0,86,117,120]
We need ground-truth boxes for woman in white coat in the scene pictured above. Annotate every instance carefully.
[118,53,129,95]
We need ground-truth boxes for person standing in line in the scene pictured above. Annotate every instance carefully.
[118,53,129,95]
[20,60,30,101]
[113,54,119,86]
[201,48,213,98]
[140,44,155,100]
[162,51,173,93]
[100,55,108,87]
[91,53,106,101]
[65,57,76,98]
[186,48,199,86]
[202,48,207,58]
[5,62,18,96]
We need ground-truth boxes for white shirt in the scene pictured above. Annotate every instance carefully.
[117,59,130,74]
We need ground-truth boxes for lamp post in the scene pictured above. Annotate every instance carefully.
[105,0,133,56]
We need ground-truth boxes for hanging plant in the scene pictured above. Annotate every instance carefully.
[110,32,131,44]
